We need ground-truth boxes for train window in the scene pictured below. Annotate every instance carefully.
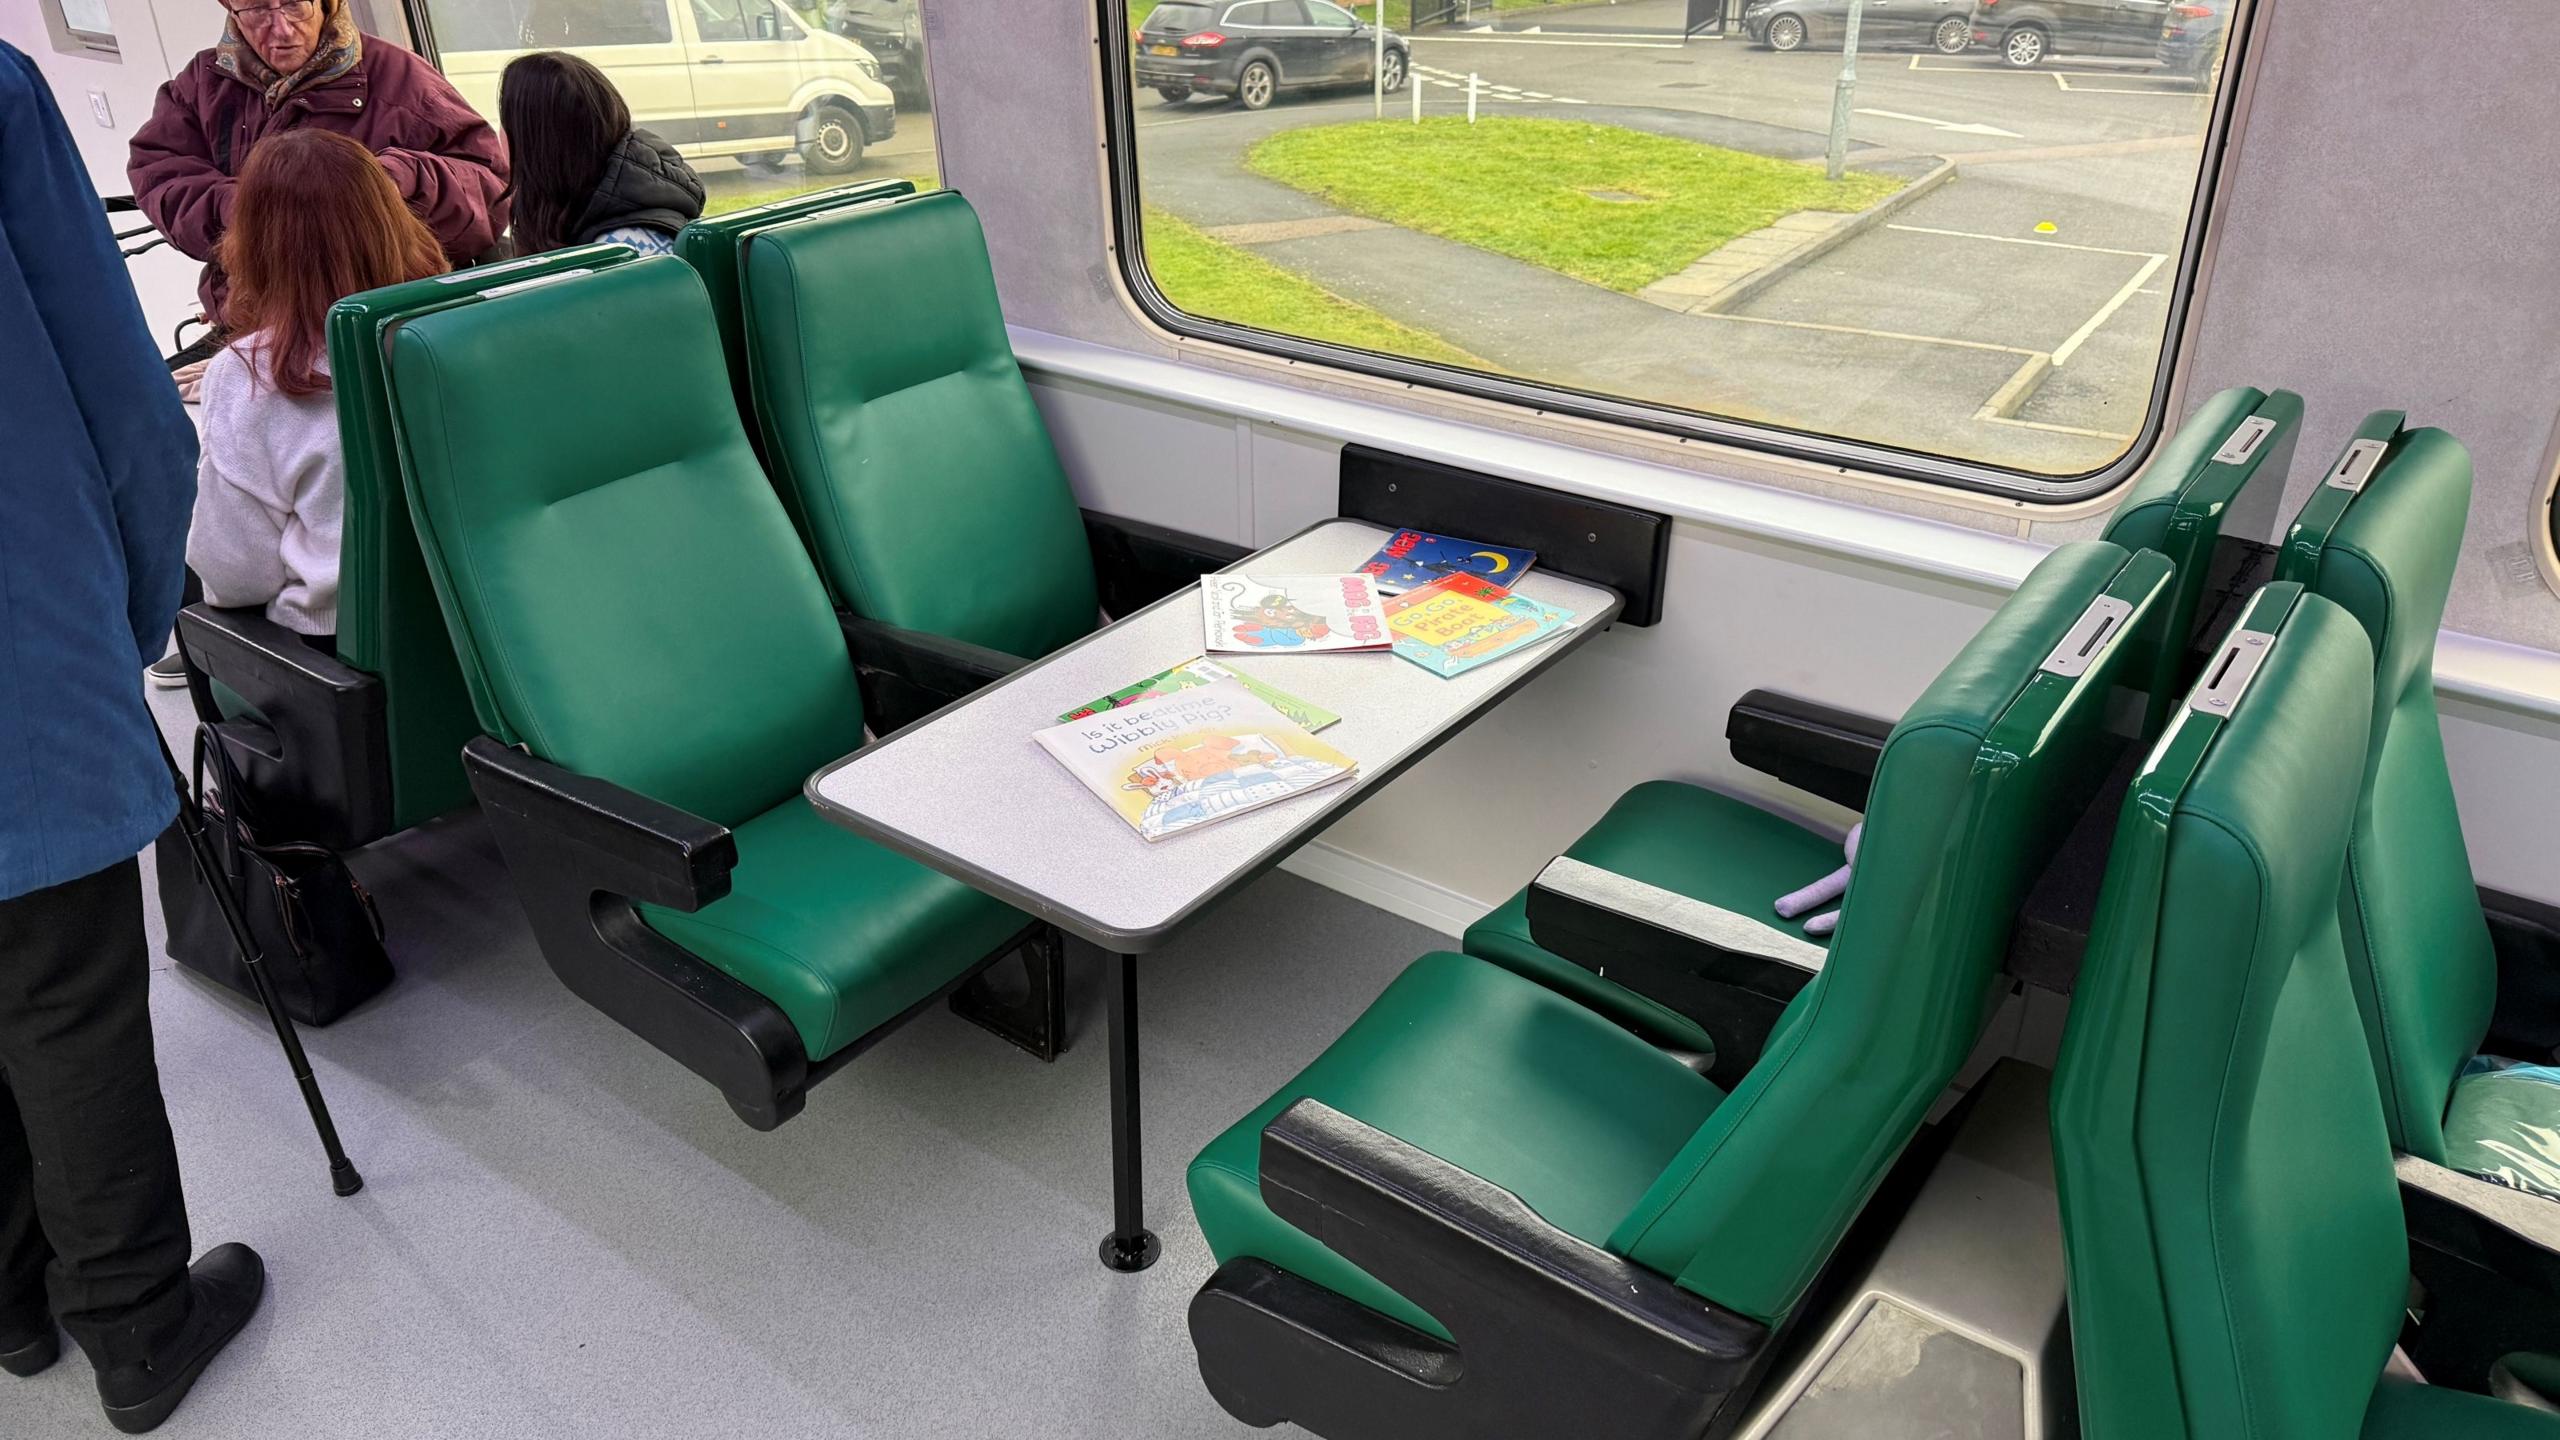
[41,0,119,57]
[1108,0,2257,498]
[409,0,938,208]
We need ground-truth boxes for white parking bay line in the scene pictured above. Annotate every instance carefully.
[1885,223,2164,259]
[1855,107,2023,139]
[2052,252,2167,366]
[1418,33,1686,49]
[1411,64,1588,104]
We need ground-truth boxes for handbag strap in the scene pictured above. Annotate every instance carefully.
[192,720,260,834]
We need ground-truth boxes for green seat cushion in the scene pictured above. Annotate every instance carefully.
[1188,951,1726,1341]
[639,798,1028,1063]
[2444,1058,2560,1201]
[2364,1380,2560,1439]
[1461,780,1844,1053]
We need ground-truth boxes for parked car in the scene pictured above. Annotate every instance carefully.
[441,0,898,174]
[1743,0,1975,56]
[1135,0,1411,112]
[1967,0,2174,67]
[823,0,927,108]
[2156,0,2229,84]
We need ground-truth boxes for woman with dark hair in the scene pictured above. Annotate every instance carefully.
[187,128,450,648]
[499,51,705,258]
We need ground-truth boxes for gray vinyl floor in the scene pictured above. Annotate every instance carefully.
[8,693,1445,1439]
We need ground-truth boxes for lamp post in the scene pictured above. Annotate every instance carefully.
[1824,0,1867,181]
[1374,2,1387,117]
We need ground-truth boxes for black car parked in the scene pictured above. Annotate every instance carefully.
[1743,0,1975,55]
[1136,0,1410,111]
[1967,0,2174,67]
[825,0,927,107]
[2155,0,2229,83]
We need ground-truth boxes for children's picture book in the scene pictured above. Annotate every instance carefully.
[1357,530,1538,594]
[1383,573,1579,679]
[1034,681,1357,842]
[1201,573,1390,654]
[1057,657,1340,732]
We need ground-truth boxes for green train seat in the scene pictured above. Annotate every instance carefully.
[2051,580,2560,1440]
[668,178,913,432]
[2276,417,2560,1394]
[738,188,1245,733]
[384,257,1049,1129]
[173,245,643,850]
[2277,416,2505,1169]
[1185,540,2174,1440]
[1460,391,2298,1058]
[2098,383,2301,728]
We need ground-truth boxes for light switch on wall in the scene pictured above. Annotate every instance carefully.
[88,90,112,127]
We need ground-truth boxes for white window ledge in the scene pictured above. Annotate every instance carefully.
[1012,327,2560,725]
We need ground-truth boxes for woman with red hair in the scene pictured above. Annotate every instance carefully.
[186,128,448,649]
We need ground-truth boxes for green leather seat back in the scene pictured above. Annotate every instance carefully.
[2276,421,2494,1161]
[2101,385,2301,730]
[325,244,641,830]
[2051,584,2406,1440]
[387,258,863,827]
[741,190,1100,660]
[669,179,914,428]
[1613,540,2176,1323]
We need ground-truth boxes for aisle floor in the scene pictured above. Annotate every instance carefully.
[10,698,1442,1438]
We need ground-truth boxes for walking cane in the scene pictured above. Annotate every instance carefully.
[154,725,365,1198]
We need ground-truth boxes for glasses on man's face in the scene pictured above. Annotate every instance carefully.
[225,0,317,27]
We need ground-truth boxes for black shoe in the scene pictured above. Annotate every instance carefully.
[146,654,190,689]
[0,1321,58,1378]
[97,1243,265,1435]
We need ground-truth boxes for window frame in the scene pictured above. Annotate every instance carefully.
[1098,0,2265,504]
[40,0,120,58]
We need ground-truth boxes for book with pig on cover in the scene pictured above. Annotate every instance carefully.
[1033,681,1356,842]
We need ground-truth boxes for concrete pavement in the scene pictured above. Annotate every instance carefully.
[1132,31,2221,474]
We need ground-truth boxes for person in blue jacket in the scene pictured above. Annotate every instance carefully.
[0,41,266,1434]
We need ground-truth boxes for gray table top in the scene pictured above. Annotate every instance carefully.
[805,519,1622,953]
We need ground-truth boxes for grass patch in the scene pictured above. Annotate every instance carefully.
[701,172,942,219]
[1142,207,1481,367]
[1246,117,1903,292]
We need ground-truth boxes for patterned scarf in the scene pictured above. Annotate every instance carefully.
[215,0,363,108]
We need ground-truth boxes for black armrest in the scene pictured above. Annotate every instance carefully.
[175,604,391,850]
[462,736,814,1128]
[839,612,1030,736]
[460,735,733,912]
[2396,1154,2560,1392]
[2484,888,2560,1062]
[1188,1100,1768,1440]
[1526,855,1824,1087]
[1725,689,1891,813]
[1082,509,1250,619]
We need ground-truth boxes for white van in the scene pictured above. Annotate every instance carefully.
[434,0,898,174]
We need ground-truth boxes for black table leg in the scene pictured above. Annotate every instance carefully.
[1091,941,1161,1272]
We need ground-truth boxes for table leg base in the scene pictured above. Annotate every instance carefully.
[1100,1229,1162,1273]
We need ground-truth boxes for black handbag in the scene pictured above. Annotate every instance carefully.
[154,723,392,1026]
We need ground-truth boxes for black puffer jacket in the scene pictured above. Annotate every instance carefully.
[571,128,705,245]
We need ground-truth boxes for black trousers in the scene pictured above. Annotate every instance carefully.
[0,858,192,1369]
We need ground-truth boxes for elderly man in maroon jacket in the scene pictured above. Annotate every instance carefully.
[128,0,508,349]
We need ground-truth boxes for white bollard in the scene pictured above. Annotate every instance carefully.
[1411,62,1423,123]
[1467,72,1478,124]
